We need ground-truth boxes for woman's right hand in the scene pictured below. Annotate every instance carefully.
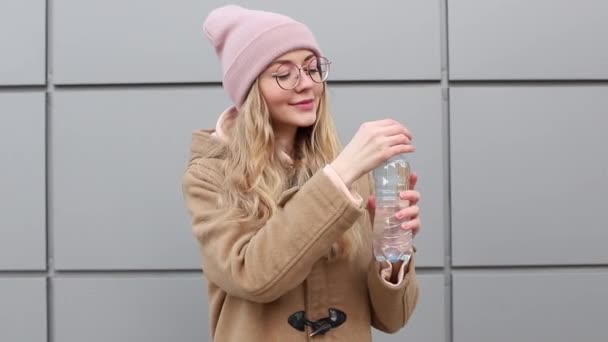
[330,119,415,187]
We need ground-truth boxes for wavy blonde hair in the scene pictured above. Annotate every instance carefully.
[215,80,365,259]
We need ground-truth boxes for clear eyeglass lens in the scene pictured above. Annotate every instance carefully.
[275,63,300,89]
[274,57,331,89]
[307,57,330,83]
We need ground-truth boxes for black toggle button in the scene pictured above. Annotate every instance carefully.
[287,311,307,332]
[287,308,347,337]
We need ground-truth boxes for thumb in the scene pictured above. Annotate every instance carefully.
[410,172,418,190]
[367,195,376,225]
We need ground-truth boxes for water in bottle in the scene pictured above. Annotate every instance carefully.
[372,155,413,263]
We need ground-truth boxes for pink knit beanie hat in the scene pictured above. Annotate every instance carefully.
[203,5,323,109]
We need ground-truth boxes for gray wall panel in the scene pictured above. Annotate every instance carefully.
[0,0,46,85]
[451,86,608,266]
[53,0,439,84]
[54,275,209,342]
[51,88,231,270]
[53,0,211,84]
[449,0,608,80]
[453,270,608,342]
[373,274,445,341]
[0,93,46,270]
[330,85,445,267]
[0,278,47,342]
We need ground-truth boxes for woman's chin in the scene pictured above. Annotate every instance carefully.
[282,109,316,127]
[297,115,317,128]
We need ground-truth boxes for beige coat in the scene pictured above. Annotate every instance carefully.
[182,130,420,341]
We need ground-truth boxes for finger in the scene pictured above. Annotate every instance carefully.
[395,205,419,220]
[401,126,413,141]
[399,190,420,205]
[368,195,376,211]
[385,133,411,146]
[386,124,413,141]
[401,218,421,236]
[410,172,418,190]
[367,195,376,225]
[389,144,415,157]
[378,124,410,140]
[376,120,413,140]
[411,220,420,237]
[373,119,401,127]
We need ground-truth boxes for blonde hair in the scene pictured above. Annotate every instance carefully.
[216,80,365,259]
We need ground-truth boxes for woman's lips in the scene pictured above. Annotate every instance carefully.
[291,99,314,110]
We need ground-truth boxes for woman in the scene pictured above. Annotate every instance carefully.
[182,5,422,341]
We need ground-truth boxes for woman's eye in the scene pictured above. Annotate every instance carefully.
[306,67,319,74]
[275,72,291,79]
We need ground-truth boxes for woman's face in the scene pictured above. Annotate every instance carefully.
[258,49,326,135]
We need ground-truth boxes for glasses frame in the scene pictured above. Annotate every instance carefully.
[270,56,332,90]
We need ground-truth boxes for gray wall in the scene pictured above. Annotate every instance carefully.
[1,0,606,341]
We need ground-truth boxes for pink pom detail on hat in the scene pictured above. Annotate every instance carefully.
[203,5,322,108]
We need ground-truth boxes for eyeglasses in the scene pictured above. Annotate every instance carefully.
[271,56,331,90]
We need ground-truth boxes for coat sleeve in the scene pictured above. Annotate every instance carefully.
[182,159,365,303]
[367,254,420,333]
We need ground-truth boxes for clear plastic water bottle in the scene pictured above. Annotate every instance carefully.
[372,155,413,263]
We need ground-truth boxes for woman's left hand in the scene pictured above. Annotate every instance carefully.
[395,172,421,237]
[368,172,421,238]
[368,172,421,278]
